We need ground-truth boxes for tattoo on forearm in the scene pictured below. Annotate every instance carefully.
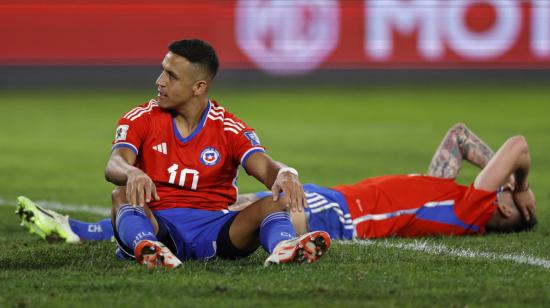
[428,126,463,179]
[427,124,494,179]
[461,128,494,168]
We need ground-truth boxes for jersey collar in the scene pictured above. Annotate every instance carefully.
[172,100,212,144]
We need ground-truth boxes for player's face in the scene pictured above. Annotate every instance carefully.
[155,52,203,109]
[489,191,522,231]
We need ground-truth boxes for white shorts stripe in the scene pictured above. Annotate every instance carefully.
[306,194,325,203]
[308,199,329,208]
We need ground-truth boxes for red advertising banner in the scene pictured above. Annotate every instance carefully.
[1,0,549,74]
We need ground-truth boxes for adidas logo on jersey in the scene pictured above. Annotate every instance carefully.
[153,142,167,155]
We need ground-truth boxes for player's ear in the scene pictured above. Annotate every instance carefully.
[497,203,512,219]
[193,80,208,96]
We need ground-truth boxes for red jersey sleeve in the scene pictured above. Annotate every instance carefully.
[455,184,498,233]
[111,101,154,155]
[223,112,266,170]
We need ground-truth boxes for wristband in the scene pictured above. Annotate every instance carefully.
[277,167,298,177]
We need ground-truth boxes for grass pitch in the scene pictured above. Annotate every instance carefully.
[1,83,549,307]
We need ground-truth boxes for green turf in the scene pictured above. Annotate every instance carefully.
[1,84,549,307]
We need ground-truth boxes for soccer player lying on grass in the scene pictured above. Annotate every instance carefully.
[242,123,537,238]
[15,39,332,269]
[16,123,536,245]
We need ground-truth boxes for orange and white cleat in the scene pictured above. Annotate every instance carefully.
[264,231,331,267]
[134,240,182,269]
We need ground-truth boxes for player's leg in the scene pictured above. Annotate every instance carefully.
[223,197,292,253]
[15,196,80,243]
[427,123,494,179]
[111,186,181,269]
[220,197,330,266]
[68,218,113,241]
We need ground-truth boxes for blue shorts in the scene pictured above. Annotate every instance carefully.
[115,208,239,261]
[255,184,354,240]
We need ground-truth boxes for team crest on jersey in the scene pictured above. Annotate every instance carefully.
[200,147,221,166]
[244,131,261,146]
[115,125,129,141]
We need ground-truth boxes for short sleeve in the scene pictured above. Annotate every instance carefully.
[111,102,152,155]
[455,184,498,232]
[224,113,266,169]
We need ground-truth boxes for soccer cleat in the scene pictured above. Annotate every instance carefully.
[15,196,81,243]
[264,231,331,267]
[134,240,182,269]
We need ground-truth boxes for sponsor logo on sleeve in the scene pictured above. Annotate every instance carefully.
[244,131,261,146]
[200,147,221,166]
[115,125,129,141]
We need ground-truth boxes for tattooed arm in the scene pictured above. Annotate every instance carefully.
[427,123,495,179]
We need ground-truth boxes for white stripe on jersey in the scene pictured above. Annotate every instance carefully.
[208,114,225,122]
[211,105,225,112]
[129,101,158,121]
[223,122,243,131]
[224,118,245,129]
[123,106,144,119]
[123,99,157,120]
[352,199,455,226]
[224,127,240,134]
[209,108,224,117]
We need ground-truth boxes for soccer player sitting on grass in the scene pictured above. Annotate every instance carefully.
[16,123,536,244]
[15,39,332,269]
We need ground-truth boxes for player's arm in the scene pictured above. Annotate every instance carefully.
[427,123,494,179]
[473,135,535,220]
[243,152,306,212]
[105,148,159,207]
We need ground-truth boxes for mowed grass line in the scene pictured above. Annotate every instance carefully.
[0,84,549,307]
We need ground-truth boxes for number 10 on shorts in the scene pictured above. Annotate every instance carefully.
[167,164,199,190]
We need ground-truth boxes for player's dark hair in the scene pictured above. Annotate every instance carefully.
[511,214,537,233]
[486,213,538,233]
[168,39,219,80]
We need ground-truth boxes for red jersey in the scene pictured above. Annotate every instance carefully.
[332,175,497,238]
[112,99,265,211]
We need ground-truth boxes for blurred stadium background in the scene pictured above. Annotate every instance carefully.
[2,0,550,87]
[1,0,550,306]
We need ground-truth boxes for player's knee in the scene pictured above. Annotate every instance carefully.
[253,197,288,216]
[264,198,289,214]
[111,187,127,209]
